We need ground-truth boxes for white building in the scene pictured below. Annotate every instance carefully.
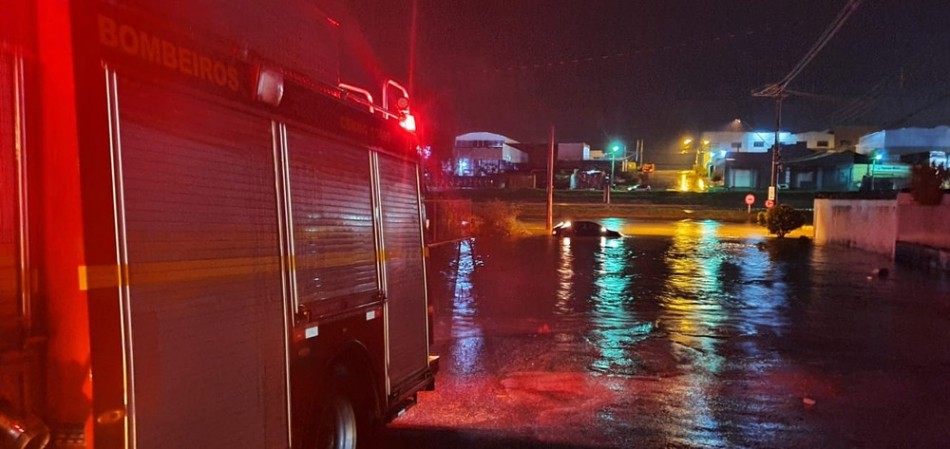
[453,132,527,176]
[793,131,836,151]
[857,126,950,165]
[852,127,950,189]
[700,130,792,154]
[700,130,835,154]
[557,142,591,161]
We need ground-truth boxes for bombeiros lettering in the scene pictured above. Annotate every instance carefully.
[97,14,240,91]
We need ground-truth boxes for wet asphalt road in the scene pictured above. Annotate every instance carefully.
[383,220,950,449]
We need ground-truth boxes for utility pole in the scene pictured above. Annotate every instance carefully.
[751,86,786,205]
[622,143,628,173]
[637,139,644,168]
[752,0,861,205]
[546,126,555,233]
[770,94,784,204]
[610,143,623,187]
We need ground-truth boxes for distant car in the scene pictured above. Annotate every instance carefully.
[552,220,622,238]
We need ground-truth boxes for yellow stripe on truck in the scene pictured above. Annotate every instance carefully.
[78,251,381,290]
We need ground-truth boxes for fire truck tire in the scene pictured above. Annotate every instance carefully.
[314,374,379,449]
[315,389,358,449]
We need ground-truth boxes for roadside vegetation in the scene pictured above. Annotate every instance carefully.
[428,189,827,241]
[470,200,526,238]
[757,204,807,238]
[430,188,817,210]
[430,188,817,224]
[909,163,949,205]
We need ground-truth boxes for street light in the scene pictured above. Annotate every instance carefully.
[681,137,709,161]
[695,139,710,167]
[870,150,884,190]
[681,138,693,152]
[682,137,711,190]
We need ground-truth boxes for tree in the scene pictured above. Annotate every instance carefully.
[471,200,523,238]
[909,163,948,206]
[760,204,805,238]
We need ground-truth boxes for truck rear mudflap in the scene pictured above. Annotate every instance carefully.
[426,355,440,387]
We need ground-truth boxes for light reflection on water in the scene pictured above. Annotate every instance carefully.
[420,219,950,447]
[448,239,484,375]
[659,220,733,447]
[586,237,646,375]
[437,220,806,381]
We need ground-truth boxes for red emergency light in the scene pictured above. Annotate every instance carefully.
[400,113,416,132]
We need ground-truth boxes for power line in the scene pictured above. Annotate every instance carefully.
[752,0,862,204]
[753,0,862,97]
[830,37,950,125]
[831,76,891,124]
[883,87,950,129]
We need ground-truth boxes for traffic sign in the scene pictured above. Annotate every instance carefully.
[744,194,755,205]
[765,199,775,209]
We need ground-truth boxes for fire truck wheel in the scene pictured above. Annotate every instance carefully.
[315,390,359,449]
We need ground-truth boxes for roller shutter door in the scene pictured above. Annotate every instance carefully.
[734,169,753,188]
[285,129,378,312]
[378,154,428,390]
[117,78,287,449]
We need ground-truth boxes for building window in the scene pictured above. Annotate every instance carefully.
[753,141,765,148]
[817,140,829,147]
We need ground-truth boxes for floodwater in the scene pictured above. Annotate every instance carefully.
[384,220,950,449]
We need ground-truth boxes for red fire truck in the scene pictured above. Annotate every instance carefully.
[0,1,436,448]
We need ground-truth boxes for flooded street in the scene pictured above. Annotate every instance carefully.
[384,220,950,448]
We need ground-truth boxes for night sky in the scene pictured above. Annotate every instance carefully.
[327,0,950,165]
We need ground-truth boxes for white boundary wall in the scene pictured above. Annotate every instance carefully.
[897,192,950,249]
[814,198,898,257]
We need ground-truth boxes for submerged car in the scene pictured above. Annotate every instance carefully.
[552,220,622,238]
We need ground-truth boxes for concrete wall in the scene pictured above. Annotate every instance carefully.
[814,192,950,271]
[814,198,897,257]
[897,192,950,249]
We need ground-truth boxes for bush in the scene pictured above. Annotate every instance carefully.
[909,163,948,206]
[471,200,523,238]
[760,204,805,238]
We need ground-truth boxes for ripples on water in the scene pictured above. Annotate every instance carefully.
[421,220,950,447]
[430,220,948,379]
